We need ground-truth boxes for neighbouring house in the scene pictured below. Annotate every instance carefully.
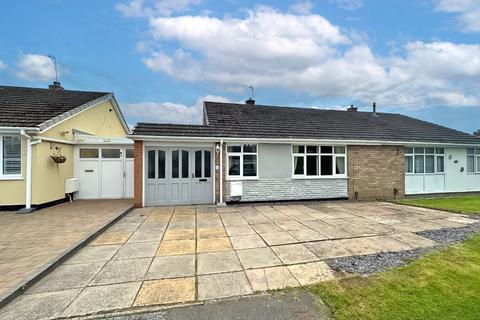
[0,84,133,212]
[129,100,480,207]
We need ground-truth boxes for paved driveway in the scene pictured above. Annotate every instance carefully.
[1,201,477,319]
[0,200,132,301]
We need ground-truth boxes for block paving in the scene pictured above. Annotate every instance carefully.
[1,201,477,319]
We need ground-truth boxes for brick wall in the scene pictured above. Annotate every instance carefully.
[226,178,348,202]
[134,140,143,208]
[214,143,226,204]
[347,145,405,201]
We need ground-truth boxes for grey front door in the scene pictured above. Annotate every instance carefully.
[144,147,213,206]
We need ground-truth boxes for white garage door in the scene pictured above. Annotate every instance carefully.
[77,147,134,199]
[145,147,213,206]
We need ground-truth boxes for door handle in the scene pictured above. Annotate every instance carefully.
[199,178,207,182]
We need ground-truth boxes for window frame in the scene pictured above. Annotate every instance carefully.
[0,134,23,180]
[291,145,347,179]
[405,147,445,175]
[467,148,480,174]
[226,143,259,180]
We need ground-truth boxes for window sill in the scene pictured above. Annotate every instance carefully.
[291,176,348,180]
[405,173,445,176]
[226,177,259,181]
[0,175,24,181]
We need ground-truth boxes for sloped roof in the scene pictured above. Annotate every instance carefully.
[0,85,109,128]
[134,101,480,145]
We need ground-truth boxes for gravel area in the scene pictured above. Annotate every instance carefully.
[327,222,480,275]
[417,222,480,244]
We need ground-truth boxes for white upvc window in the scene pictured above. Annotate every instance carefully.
[292,145,346,178]
[226,144,258,179]
[467,148,480,174]
[0,134,22,179]
[405,147,444,174]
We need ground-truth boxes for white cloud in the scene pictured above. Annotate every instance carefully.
[16,54,56,81]
[123,95,230,124]
[289,1,314,14]
[330,0,363,10]
[116,0,201,17]
[130,6,480,109]
[436,0,480,32]
[0,60,6,70]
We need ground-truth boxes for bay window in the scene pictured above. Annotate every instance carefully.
[292,145,346,178]
[467,148,480,173]
[0,135,21,176]
[227,144,258,178]
[405,147,444,174]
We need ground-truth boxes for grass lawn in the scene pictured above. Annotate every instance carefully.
[397,195,480,215]
[311,234,480,320]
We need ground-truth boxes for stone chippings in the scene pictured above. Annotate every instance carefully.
[328,222,480,274]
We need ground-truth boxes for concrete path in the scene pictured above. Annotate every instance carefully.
[0,200,132,301]
[1,201,477,319]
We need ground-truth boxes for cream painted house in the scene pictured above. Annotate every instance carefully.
[0,83,132,212]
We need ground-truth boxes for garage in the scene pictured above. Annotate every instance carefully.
[75,146,134,199]
[144,147,214,206]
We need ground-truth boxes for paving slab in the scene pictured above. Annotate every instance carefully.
[197,237,232,253]
[27,262,106,293]
[134,278,195,306]
[62,282,141,317]
[271,244,319,264]
[90,231,132,246]
[114,242,158,260]
[198,271,253,300]
[90,258,151,285]
[146,255,195,279]
[230,234,266,250]
[0,288,81,320]
[236,247,282,269]
[390,233,437,248]
[157,239,196,256]
[304,241,353,259]
[127,230,164,243]
[197,251,242,275]
[288,262,335,285]
[164,229,195,240]
[225,225,256,236]
[252,223,283,234]
[246,266,300,291]
[65,245,121,264]
[260,231,298,246]
[168,221,196,229]
[197,227,227,239]
[289,229,328,242]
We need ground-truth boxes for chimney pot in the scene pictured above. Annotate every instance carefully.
[347,104,358,112]
[245,98,255,105]
[49,81,64,90]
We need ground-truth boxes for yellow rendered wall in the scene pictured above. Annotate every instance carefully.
[31,99,128,205]
[41,100,127,141]
[0,136,27,206]
[31,141,74,205]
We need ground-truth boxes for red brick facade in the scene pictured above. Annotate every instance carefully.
[347,145,405,201]
[134,140,143,208]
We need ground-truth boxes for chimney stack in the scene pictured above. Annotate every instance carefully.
[245,98,255,105]
[49,81,64,90]
[347,104,358,112]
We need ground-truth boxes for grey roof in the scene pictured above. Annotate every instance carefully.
[0,85,109,128]
[135,101,480,145]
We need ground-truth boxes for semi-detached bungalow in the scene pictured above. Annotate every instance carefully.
[0,84,133,212]
[129,100,480,207]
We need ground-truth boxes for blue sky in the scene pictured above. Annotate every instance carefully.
[0,0,479,133]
